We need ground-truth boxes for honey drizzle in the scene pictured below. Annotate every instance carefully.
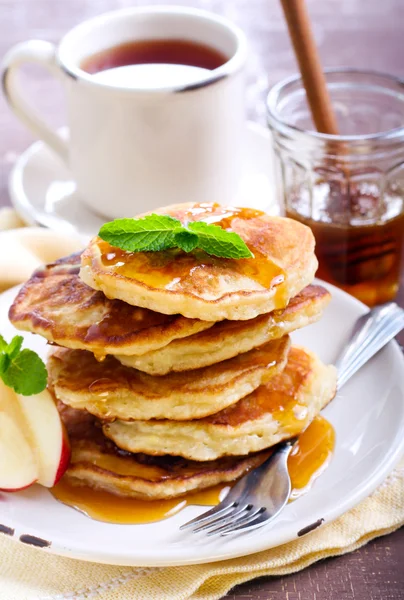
[206,346,311,429]
[98,205,287,306]
[50,416,334,524]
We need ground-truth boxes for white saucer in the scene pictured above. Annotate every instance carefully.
[1,281,404,566]
[9,122,278,241]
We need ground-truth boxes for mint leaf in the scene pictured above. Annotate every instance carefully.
[6,335,23,360]
[188,222,253,259]
[98,214,253,259]
[174,230,199,253]
[0,334,47,395]
[0,335,7,353]
[99,215,182,252]
[1,349,47,396]
[0,353,9,375]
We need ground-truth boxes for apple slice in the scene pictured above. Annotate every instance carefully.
[16,389,71,487]
[0,383,38,491]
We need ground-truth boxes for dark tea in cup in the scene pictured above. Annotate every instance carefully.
[81,39,227,88]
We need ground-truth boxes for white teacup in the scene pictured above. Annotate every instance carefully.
[2,6,247,219]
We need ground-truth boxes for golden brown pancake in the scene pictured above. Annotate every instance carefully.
[9,252,213,358]
[58,402,270,500]
[80,203,318,321]
[48,337,291,421]
[118,285,330,374]
[103,346,337,461]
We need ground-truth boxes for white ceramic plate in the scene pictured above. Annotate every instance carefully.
[0,281,403,566]
[9,122,278,242]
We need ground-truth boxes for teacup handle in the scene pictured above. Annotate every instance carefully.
[2,40,69,164]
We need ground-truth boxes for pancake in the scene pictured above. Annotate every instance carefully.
[103,346,337,461]
[48,336,291,421]
[80,203,318,321]
[58,402,270,500]
[117,285,330,375]
[9,252,213,358]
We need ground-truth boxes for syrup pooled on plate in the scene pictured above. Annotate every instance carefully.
[51,416,335,524]
[51,482,230,524]
[288,415,335,500]
[99,205,287,307]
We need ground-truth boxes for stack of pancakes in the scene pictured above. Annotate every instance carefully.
[9,203,337,500]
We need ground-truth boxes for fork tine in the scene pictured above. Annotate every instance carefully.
[179,501,236,530]
[221,511,270,535]
[191,504,250,534]
[206,507,265,537]
[181,465,256,531]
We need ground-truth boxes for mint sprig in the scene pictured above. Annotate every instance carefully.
[0,334,47,396]
[187,221,252,259]
[98,215,253,259]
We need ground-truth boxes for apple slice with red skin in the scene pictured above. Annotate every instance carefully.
[0,383,38,491]
[16,389,71,487]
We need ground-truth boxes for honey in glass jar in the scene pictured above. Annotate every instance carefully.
[267,69,404,306]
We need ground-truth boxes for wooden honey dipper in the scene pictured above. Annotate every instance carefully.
[280,0,339,135]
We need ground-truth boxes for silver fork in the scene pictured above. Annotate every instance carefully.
[180,301,404,537]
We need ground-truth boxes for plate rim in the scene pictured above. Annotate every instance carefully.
[0,280,403,567]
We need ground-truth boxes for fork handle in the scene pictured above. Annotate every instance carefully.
[336,303,404,389]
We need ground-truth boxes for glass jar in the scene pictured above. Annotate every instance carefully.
[267,69,404,306]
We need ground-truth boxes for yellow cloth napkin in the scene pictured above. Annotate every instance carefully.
[0,208,403,600]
